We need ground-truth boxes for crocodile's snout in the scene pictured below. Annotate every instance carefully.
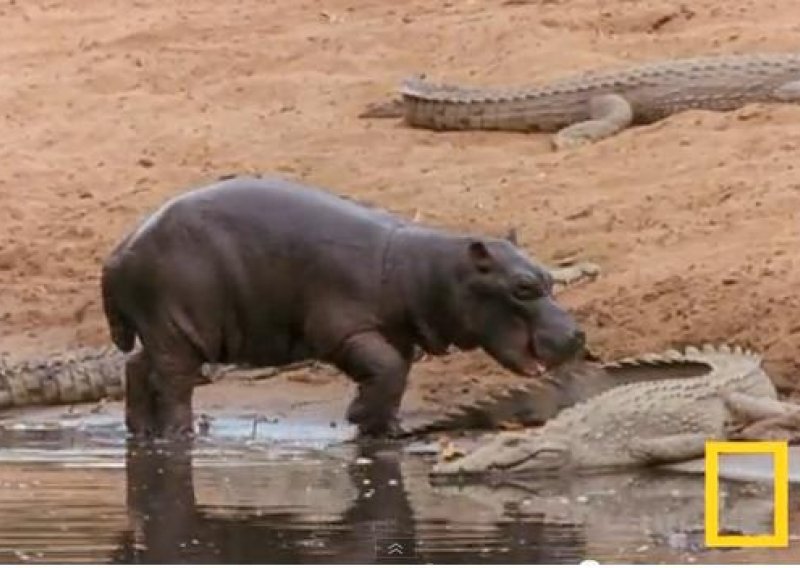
[429,432,567,476]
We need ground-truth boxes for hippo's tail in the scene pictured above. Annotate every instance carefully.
[100,262,137,353]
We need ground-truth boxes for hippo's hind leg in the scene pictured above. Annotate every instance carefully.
[149,349,204,440]
[334,332,414,439]
[125,350,158,440]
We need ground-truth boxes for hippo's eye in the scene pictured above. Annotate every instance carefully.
[511,276,543,301]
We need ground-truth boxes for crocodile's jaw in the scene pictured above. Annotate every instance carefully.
[430,432,569,476]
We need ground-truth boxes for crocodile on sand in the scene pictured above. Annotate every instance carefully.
[0,346,249,410]
[359,52,800,149]
[430,344,800,476]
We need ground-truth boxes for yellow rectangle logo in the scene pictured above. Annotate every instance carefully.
[705,440,788,548]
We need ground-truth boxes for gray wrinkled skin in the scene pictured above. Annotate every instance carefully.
[101,176,585,440]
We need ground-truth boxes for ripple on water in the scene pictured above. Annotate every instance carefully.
[0,420,795,563]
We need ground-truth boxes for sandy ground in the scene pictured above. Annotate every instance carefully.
[1,0,800,405]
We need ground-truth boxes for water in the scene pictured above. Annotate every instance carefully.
[0,417,794,564]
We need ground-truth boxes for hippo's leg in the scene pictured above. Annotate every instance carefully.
[125,350,158,439]
[149,351,203,440]
[334,332,413,438]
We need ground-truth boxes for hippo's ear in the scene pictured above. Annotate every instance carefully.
[468,240,494,273]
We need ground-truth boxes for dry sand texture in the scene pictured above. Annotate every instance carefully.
[0,0,799,405]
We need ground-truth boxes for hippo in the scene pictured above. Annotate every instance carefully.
[101,176,585,440]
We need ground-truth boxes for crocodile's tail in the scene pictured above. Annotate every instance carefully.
[398,379,564,439]
[399,343,765,438]
[100,263,136,352]
[605,343,762,380]
[0,346,126,409]
[397,74,541,132]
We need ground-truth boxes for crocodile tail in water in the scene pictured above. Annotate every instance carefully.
[0,346,126,409]
[399,343,765,438]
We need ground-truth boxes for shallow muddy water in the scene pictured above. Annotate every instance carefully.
[0,417,797,564]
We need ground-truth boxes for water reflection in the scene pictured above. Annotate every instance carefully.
[109,439,593,563]
[0,426,791,564]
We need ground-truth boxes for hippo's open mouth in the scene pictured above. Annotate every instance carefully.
[521,321,552,376]
[483,316,556,378]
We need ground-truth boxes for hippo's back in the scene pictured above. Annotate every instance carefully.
[103,176,406,364]
[125,176,402,248]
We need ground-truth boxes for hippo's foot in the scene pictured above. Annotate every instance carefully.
[355,418,407,440]
[348,400,405,440]
[347,401,404,438]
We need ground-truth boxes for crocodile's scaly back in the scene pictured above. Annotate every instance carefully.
[430,344,783,475]
[538,344,772,437]
[0,347,268,410]
[400,343,749,438]
[373,52,800,148]
[0,346,126,409]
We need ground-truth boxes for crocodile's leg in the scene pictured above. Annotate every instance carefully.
[628,433,709,464]
[772,80,800,102]
[722,391,800,440]
[547,262,601,289]
[552,94,634,151]
[722,391,800,421]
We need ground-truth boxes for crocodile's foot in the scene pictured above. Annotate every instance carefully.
[548,261,601,291]
[726,395,800,442]
[552,134,593,152]
[731,413,800,442]
[552,94,634,151]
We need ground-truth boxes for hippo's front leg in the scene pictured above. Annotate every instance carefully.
[333,332,414,438]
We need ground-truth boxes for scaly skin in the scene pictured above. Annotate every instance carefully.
[361,52,800,149]
[400,342,728,437]
[430,344,800,476]
[0,347,253,410]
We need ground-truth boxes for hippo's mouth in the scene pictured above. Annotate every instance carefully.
[523,338,548,376]
[497,324,549,377]
[484,317,552,378]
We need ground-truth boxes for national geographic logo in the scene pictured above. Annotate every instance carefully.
[705,440,789,548]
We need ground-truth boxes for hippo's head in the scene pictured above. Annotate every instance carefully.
[450,237,585,376]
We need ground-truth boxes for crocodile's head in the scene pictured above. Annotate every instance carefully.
[429,431,570,477]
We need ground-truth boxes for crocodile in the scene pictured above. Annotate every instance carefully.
[359,52,800,149]
[0,346,284,411]
[430,344,800,476]
[3,339,787,461]
[399,343,742,438]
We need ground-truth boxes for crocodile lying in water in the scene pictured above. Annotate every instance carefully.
[430,344,800,477]
[1,342,789,450]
